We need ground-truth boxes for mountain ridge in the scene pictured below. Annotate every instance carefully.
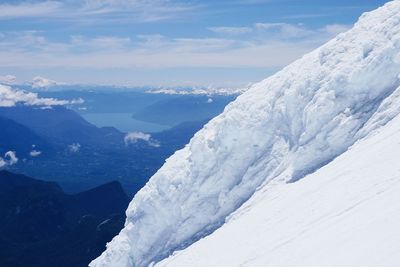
[158,103,400,267]
[91,1,400,266]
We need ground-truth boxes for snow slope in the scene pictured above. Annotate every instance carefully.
[158,103,400,267]
[91,1,400,266]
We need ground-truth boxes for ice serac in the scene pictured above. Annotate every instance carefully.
[91,1,400,266]
[157,94,400,267]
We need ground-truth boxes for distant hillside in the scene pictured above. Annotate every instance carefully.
[132,95,236,126]
[0,105,206,194]
[0,116,54,156]
[38,89,171,114]
[0,106,123,146]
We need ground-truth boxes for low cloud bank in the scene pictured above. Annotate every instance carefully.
[0,75,17,85]
[32,76,61,89]
[0,84,84,107]
[68,143,81,153]
[124,132,160,147]
[0,151,18,168]
[30,150,42,157]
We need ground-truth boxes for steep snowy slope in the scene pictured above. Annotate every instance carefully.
[91,1,400,266]
[157,109,400,267]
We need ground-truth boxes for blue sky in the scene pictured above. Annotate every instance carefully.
[0,0,389,87]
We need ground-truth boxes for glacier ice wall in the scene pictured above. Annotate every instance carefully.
[91,1,400,266]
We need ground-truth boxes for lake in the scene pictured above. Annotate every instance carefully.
[81,113,171,133]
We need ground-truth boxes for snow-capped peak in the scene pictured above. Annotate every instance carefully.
[91,1,400,267]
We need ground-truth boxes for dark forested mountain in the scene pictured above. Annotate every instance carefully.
[0,170,129,267]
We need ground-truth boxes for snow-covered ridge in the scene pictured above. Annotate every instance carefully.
[158,97,400,267]
[91,1,400,266]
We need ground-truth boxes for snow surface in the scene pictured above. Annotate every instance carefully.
[91,1,400,266]
[158,104,400,267]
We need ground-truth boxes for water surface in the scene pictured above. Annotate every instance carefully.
[81,113,170,133]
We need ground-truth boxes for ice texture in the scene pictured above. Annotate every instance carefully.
[158,99,400,267]
[91,1,400,266]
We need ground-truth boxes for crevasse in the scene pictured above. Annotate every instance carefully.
[91,1,400,266]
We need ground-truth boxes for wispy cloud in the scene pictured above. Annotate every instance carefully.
[0,1,63,19]
[254,22,314,38]
[0,22,350,71]
[232,0,275,5]
[208,27,253,35]
[0,0,196,22]
[281,13,330,20]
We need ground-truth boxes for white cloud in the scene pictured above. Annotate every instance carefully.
[0,75,17,85]
[69,143,81,153]
[81,0,196,22]
[0,151,18,168]
[323,24,351,35]
[146,86,249,95]
[0,0,195,23]
[254,22,314,38]
[0,1,63,19]
[281,13,329,19]
[233,0,273,4]
[70,36,132,51]
[0,84,84,107]
[0,22,349,69]
[32,76,60,89]
[0,23,350,81]
[125,132,160,147]
[30,150,42,157]
[209,27,253,35]
[6,151,18,165]
[124,132,151,144]
[0,158,5,168]
[69,98,85,105]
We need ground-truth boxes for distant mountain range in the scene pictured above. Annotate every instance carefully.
[0,106,123,147]
[0,170,129,267]
[0,105,206,195]
[0,90,219,266]
[91,2,400,266]
[0,116,53,156]
[132,95,236,126]
[36,90,235,128]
